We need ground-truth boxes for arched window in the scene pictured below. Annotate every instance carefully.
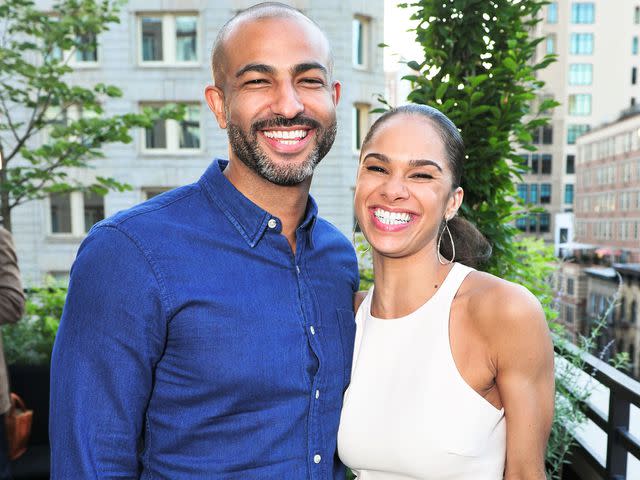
[631,300,638,324]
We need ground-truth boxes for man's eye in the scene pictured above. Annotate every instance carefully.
[301,78,325,86]
[245,79,268,86]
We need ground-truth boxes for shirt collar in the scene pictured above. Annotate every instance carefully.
[200,159,317,248]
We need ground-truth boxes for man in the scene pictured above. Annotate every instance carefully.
[50,3,358,479]
[0,225,25,479]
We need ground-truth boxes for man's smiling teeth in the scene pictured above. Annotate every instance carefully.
[263,129,308,145]
[374,208,411,225]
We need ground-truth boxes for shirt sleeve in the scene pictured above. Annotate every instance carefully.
[0,227,25,325]
[49,225,170,479]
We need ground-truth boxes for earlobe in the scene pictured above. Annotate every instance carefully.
[204,85,227,129]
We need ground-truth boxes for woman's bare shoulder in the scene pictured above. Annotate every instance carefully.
[354,290,368,313]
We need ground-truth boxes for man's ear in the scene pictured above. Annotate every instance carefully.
[332,80,341,106]
[204,85,227,129]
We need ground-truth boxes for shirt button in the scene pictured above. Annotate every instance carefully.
[310,326,316,335]
[267,218,277,229]
[315,390,320,399]
[313,454,322,464]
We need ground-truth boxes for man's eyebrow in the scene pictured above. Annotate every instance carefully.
[291,62,328,77]
[363,153,443,172]
[235,63,275,78]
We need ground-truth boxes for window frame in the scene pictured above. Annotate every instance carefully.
[137,13,200,67]
[140,102,203,154]
[352,15,371,69]
[47,191,105,238]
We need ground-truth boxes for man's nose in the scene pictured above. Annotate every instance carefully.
[269,82,304,118]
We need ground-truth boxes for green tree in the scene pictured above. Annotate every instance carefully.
[0,0,182,231]
[399,0,557,277]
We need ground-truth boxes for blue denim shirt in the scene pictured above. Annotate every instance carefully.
[50,159,359,479]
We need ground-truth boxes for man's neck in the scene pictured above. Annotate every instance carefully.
[223,159,311,252]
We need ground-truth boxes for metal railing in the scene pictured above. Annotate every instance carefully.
[559,341,640,480]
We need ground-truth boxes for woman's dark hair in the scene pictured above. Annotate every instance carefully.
[360,104,492,268]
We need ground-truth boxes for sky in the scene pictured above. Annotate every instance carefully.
[383,0,424,71]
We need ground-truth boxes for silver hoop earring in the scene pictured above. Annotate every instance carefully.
[437,219,455,265]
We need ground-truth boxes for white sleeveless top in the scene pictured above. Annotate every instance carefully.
[337,263,506,480]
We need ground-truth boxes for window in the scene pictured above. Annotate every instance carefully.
[528,214,538,233]
[540,183,551,203]
[634,36,639,55]
[49,192,105,236]
[546,35,556,54]
[570,33,594,54]
[560,227,569,243]
[569,94,592,115]
[516,217,527,231]
[139,14,198,65]
[565,184,574,204]
[571,3,595,24]
[567,124,590,144]
[353,16,370,68]
[566,154,576,173]
[533,126,553,145]
[632,300,637,324]
[517,184,528,202]
[565,305,574,324]
[142,103,201,152]
[636,6,640,24]
[530,184,539,203]
[569,64,593,85]
[353,103,370,151]
[635,67,639,85]
[143,188,172,200]
[541,154,552,174]
[539,213,550,233]
[75,32,98,63]
[50,193,72,234]
[531,154,539,174]
[547,2,558,23]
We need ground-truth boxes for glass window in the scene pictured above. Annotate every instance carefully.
[634,36,639,55]
[541,154,552,174]
[531,154,539,173]
[542,125,553,144]
[546,35,556,54]
[517,184,528,202]
[567,124,590,144]
[567,278,575,295]
[516,217,527,231]
[75,32,98,62]
[547,2,558,23]
[560,227,569,243]
[50,193,72,233]
[570,33,594,54]
[565,305,574,324]
[175,16,197,62]
[530,184,539,203]
[83,192,105,232]
[179,105,201,149]
[528,214,538,233]
[569,64,593,85]
[540,183,551,203]
[141,16,163,61]
[565,184,574,204]
[571,3,595,24]
[636,6,640,25]
[539,213,550,233]
[566,154,576,173]
[145,114,167,149]
[353,17,369,67]
[353,104,370,150]
[569,94,592,115]
[633,67,637,85]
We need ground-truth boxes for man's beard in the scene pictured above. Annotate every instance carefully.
[226,114,337,186]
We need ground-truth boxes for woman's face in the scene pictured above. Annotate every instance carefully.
[354,114,463,259]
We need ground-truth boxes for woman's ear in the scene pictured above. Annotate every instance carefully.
[445,187,464,220]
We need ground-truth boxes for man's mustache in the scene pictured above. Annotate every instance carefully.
[252,115,321,132]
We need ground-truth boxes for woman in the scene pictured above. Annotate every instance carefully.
[337,105,554,480]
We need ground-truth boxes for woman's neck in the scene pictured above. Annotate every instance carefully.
[370,245,454,319]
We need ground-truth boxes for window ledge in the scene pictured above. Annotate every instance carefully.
[138,62,201,68]
[45,235,87,243]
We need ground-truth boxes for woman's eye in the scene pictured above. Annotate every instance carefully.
[412,173,434,179]
[365,166,386,173]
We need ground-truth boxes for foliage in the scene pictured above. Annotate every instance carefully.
[0,0,183,231]
[397,0,558,277]
[2,280,67,365]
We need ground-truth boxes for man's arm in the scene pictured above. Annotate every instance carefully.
[50,226,169,478]
[492,284,555,480]
[0,227,25,325]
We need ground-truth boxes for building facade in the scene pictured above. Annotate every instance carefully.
[13,0,385,284]
[519,1,640,242]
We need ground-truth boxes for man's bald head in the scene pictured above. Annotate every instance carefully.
[211,2,333,88]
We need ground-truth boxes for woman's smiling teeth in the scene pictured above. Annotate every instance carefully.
[263,129,308,145]
[374,208,412,225]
